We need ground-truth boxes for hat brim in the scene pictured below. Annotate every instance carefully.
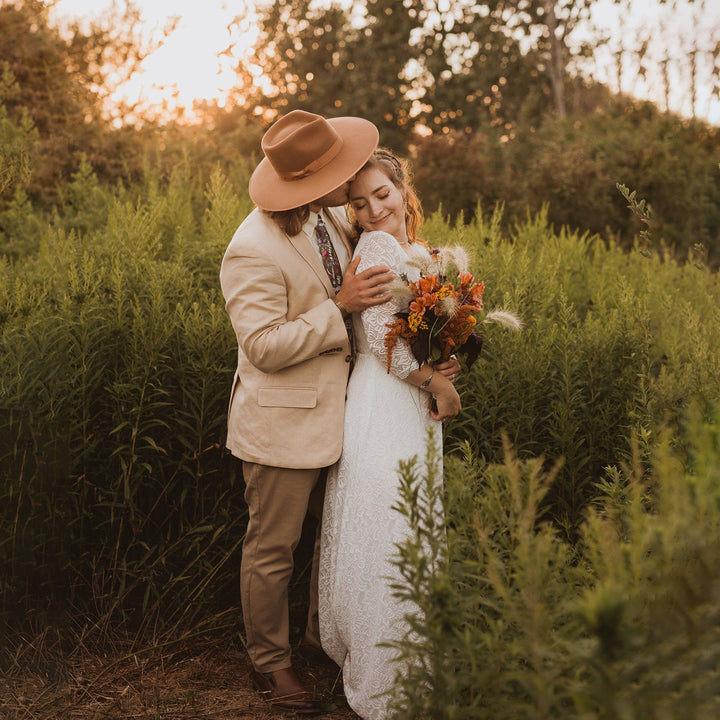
[249,117,379,212]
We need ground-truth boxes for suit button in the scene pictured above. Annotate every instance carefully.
[345,355,352,363]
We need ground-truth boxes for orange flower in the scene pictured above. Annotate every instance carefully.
[384,245,520,371]
[409,292,438,314]
[385,255,486,368]
[416,275,441,294]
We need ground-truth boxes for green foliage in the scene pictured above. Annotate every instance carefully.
[0,0,164,203]
[238,0,542,148]
[0,188,44,259]
[440,206,720,535]
[412,129,511,225]
[530,102,720,261]
[1,148,719,700]
[0,100,37,197]
[5,0,719,264]
[0,164,249,643]
[236,0,416,147]
[412,98,720,264]
[616,182,653,251]
[390,408,720,718]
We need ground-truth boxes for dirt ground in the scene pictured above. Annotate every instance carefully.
[0,636,361,720]
[2,517,359,718]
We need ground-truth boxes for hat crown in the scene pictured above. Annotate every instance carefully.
[248,110,379,212]
[262,110,343,181]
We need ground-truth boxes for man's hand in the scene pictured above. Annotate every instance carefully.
[334,255,394,313]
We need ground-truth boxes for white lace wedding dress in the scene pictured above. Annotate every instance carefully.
[319,230,442,720]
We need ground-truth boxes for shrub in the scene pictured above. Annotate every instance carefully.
[437,206,720,534]
[0,165,249,643]
[391,407,720,718]
[412,99,720,265]
[1,162,719,661]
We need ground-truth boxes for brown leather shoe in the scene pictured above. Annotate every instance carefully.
[250,666,322,715]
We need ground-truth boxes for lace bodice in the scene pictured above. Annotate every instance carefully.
[353,230,426,378]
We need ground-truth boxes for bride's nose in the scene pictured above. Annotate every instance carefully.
[367,198,383,217]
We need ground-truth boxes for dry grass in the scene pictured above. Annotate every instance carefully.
[0,631,360,720]
[0,513,357,718]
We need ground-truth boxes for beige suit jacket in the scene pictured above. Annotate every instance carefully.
[219,207,353,469]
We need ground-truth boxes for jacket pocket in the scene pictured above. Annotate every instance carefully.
[258,387,317,409]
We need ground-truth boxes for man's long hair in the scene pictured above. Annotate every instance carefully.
[265,206,310,237]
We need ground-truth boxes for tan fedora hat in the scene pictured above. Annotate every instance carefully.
[249,110,379,211]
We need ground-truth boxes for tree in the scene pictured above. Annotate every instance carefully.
[232,0,417,147]
[0,0,157,201]
[408,0,544,135]
[0,0,98,194]
[0,73,38,198]
[595,0,719,123]
[234,0,542,145]
[496,0,600,118]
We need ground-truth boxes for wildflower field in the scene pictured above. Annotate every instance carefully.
[2,164,720,718]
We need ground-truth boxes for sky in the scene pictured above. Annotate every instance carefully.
[52,0,260,120]
[589,0,719,124]
[51,0,719,125]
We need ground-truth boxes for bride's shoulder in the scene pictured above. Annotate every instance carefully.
[354,230,404,262]
[356,230,398,250]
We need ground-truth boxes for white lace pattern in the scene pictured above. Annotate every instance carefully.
[318,231,442,719]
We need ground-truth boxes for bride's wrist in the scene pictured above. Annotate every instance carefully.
[419,366,435,389]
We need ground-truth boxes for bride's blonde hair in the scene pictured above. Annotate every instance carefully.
[349,147,425,245]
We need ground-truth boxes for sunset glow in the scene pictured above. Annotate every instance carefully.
[52,0,261,121]
[51,0,719,125]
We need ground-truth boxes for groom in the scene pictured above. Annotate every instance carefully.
[219,110,393,715]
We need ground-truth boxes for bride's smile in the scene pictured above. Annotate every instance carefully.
[349,167,409,244]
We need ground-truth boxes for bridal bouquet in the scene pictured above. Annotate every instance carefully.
[384,245,521,372]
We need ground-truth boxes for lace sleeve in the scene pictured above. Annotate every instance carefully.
[355,231,419,379]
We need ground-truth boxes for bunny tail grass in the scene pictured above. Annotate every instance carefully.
[483,309,523,330]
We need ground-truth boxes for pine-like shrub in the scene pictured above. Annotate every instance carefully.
[425,206,720,535]
[1,161,719,661]
[390,408,720,718]
[0,166,250,642]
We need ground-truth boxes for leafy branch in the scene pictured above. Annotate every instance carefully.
[616,182,654,253]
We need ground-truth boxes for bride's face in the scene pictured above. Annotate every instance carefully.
[349,167,408,243]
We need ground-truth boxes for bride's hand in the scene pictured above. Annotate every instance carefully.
[433,355,461,384]
[430,383,461,422]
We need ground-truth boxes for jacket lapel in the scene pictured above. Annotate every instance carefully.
[324,207,354,258]
[287,230,334,296]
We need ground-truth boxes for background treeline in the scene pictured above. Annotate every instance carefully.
[1,0,719,265]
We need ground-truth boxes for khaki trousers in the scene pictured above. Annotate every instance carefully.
[241,461,326,673]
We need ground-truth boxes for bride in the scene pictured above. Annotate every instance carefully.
[318,148,462,719]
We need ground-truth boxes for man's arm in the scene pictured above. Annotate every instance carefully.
[221,250,348,374]
[333,255,394,314]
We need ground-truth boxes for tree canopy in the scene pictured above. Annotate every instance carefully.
[233,0,555,146]
[0,0,153,199]
[1,0,718,263]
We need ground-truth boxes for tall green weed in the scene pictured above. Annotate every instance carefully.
[1,162,719,657]
[427,206,720,534]
[391,408,720,718]
[0,165,249,644]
